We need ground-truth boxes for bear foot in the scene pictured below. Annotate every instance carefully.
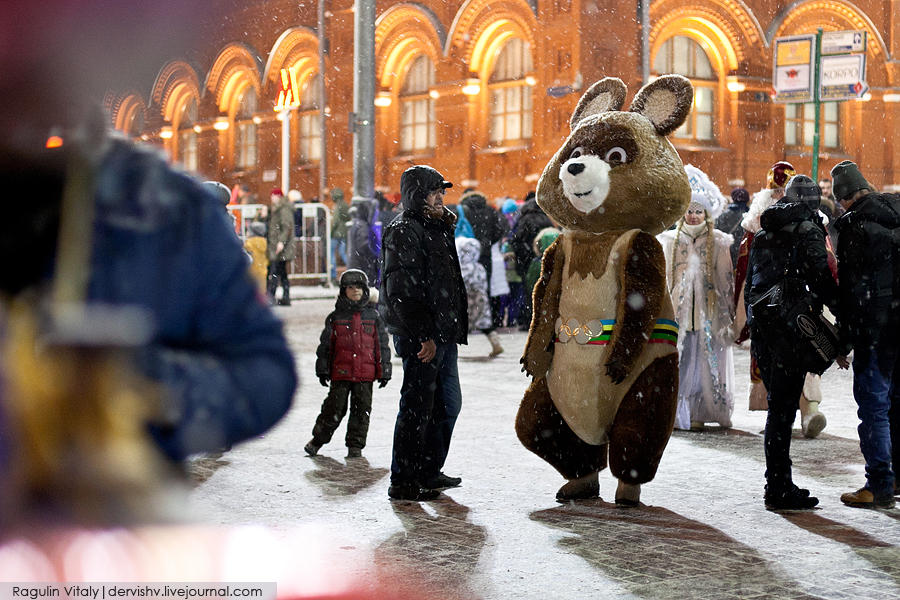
[615,480,641,507]
[556,472,600,502]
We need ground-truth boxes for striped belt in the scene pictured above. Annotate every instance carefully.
[555,318,678,346]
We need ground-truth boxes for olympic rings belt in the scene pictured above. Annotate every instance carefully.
[554,318,678,346]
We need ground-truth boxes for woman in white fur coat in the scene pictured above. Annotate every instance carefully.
[657,165,735,430]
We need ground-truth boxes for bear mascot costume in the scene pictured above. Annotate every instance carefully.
[516,75,693,506]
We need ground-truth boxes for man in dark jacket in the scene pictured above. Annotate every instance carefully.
[745,175,839,510]
[510,192,553,330]
[460,190,508,283]
[715,187,750,267]
[831,160,900,509]
[381,165,468,501]
[347,199,379,287]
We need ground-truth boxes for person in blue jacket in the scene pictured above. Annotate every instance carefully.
[1,131,297,462]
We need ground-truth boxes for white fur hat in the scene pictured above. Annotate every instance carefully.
[684,164,727,219]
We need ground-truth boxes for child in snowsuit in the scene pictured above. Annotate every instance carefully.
[305,269,391,458]
[243,221,268,291]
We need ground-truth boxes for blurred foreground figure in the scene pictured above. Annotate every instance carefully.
[0,0,295,526]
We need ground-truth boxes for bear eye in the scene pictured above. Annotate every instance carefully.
[604,147,628,165]
[569,147,584,160]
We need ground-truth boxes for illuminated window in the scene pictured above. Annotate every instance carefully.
[654,36,716,142]
[785,102,840,149]
[399,55,435,154]
[298,74,322,163]
[488,38,533,146]
[177,97,198,172]
[235,86,257,169]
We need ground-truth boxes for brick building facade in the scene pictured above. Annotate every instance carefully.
[106,0,900,205]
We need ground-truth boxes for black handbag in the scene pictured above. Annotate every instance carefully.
[750,246,839,375]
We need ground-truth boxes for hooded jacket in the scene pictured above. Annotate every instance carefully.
[834,192,900,351]
[745,201,838,334]
[315,281,391,382]
[510,198,553,277]
[460,191,508,278]
[381,167,468,344]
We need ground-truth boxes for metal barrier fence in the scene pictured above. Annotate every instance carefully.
[227,202,333,285]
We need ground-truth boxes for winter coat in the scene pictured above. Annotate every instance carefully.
[87,137,296,461]
[316,291,391,382]
[833,192,900,352]
[524,227,561,297]
[347,200,379,285]
[456,237,491,331]
[381,170,468,345]
[715,202,749,267]
[460,192,508,284]
[511,199,553,277]
[267,196,296,261]
[330,191,350,240]
[745,202,839,336]
[657,222,735,336]
[243,235,268,290]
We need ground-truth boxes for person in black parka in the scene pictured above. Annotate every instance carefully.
[509,192,553,330]
[831,160,900,509]
[381,165,468,501]
[745,174,839,510]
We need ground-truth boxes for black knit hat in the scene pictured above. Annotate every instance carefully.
[339,268,369,289]
[784,174,821,211]
[830,161,870,201]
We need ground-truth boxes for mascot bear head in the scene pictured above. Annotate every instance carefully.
[537,75,694,236]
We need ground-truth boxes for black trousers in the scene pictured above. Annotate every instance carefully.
[311,380,374,449]
[753,337,805,491]
[266,260,290,299]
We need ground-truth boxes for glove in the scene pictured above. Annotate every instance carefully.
[319,376,329,387]
[378,379,389,388]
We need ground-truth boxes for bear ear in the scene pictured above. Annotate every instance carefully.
[629,74,694,136]
[569,77,627,129]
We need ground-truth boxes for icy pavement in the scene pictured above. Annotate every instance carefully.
[187,297,900,600]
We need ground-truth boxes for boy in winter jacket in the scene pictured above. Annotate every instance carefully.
[305,269,391,458]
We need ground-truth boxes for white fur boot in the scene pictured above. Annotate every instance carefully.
[487,330,504,358]
[615,480,641,507]
[800,397,827,439]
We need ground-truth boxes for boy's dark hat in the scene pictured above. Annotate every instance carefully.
[830,160,870,201]
[784,174,821,210]
[340,269,369,288]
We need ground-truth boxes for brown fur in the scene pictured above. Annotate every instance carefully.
[608,354,679,483]
[521,238,564,379]
[607,231,667,375]
[515,377,608,480]
[517,74,692,496]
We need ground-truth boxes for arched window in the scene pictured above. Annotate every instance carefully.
[177,97,198,172]
[785,102,840,149]
[120,100,145,139]
[297,74,322,163]
[235,86,258,169]
[654,36,716,141]
[488,38,533,145]
[399,55,435,154]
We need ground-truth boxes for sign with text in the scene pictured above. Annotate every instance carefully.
[820,53,868,101]
[274,66,301,111]
[821,30,867,55]
[772,34,815,103]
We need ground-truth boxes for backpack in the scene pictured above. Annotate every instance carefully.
[749,222,839,374]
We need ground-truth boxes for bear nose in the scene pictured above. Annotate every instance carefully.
[567,162,586,175]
